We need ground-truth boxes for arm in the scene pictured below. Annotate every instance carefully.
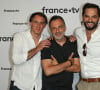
[65,58,80,72]
[12,33,50,64]
[41,57,71,76]
[50,53,80,72]
[65,40,80,72]
[12,33,28,64]
[27,39,50,60]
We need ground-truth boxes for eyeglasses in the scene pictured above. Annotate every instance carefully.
[32,21,45,25]
[51,25,65,31]
[83,43,87,56]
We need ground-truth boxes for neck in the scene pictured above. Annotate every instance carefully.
[85,26,98,42]
[86,25,98,34]
[30,30,41,45]
[55,36,66,46]
[85,29,94,42]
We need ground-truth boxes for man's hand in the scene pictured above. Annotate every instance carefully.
[69,35,76,42]
[51,55,58,65]
[36,39,51,51]
[27,40,51,60]
[47,36,53,40]
[68,52,74,65]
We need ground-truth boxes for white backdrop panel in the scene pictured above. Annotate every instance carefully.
[0,0,100,90]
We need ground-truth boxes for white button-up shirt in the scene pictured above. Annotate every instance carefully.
[11,30,47,90]
[74,26,100,78]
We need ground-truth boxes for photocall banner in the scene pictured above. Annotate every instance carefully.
[0,0,100,90]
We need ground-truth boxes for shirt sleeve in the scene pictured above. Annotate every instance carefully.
[41,47,51,60]
[72,40,79,58]
[12,33,28,64]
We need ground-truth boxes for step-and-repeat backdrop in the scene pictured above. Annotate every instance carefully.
[0,0,100,90]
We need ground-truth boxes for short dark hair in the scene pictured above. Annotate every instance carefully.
[82,3,100,17]
[29,12,48,24]
[49,15,65,26]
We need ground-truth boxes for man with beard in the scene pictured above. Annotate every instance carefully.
[74,3,100,90]
[41,15,80,90]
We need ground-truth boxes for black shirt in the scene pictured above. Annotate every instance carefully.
[41,36,79,90]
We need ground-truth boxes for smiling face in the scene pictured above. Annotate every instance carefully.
[50,19,66,40]
[83,8,99,31]
[30,15,46,35]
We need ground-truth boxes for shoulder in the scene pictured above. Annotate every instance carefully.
[74,26,85,36]
[74,26,84,32]
[13,32,22,38]
[13,30,30,39]
[97,26,100,32]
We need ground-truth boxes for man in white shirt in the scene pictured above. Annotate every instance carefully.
[74,3,100,90]
[9,12,51,90]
